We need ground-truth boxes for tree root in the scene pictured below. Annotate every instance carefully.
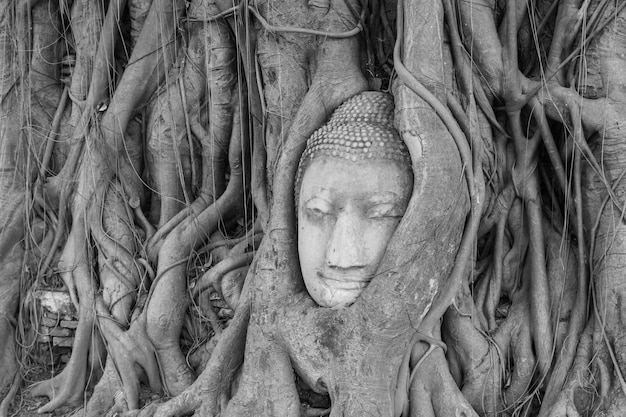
[443,290,501,415]
[0,248,21,395]
[90,181,143,326]
[30,305,96,413]
[202,227,263,255]
[223,332,299,417]
[140,277,252,417]
[410,349,479,417]
[0,194,25,262]
[70,360,123,417]
[193,252,254,301]
[0,370,20,417]
[31,207,105,413]
[543,323,594,417]
[145,15,236,244]
[144,92,249,396]
[70,300,163,416]
[220,266,249,309]
[95,299,162,411]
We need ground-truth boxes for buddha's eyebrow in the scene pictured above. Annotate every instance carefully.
[307,186,333,197]
[366,192,402,203]
[304,195,332,205]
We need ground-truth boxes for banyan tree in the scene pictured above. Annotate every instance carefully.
[1,0,626,416]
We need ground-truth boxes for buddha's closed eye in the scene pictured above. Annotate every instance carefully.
[304,198,333,221]
[367,203,404,219]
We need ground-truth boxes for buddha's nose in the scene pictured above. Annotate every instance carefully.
[326,213,365,269]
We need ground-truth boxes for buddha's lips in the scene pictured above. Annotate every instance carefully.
[316,270,373,287]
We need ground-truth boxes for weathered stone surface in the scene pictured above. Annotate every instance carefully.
[40,316,60,327]
[60,320,78,329]
[40,326,72,337]
[35,290,79,351]
[35,290,76,316]
[53,337,74,347]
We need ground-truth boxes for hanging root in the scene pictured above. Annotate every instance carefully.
[30,205,101,413]
[0,371,20,417]
[95,298,162,411]
[30,301,97,413]
[193,252,254,304]
[0,241,22,397]
[145,16,237,251]
[409,347,479,417]
[140,262,255,417]
[144,85,250,396]
[543,323,594,417]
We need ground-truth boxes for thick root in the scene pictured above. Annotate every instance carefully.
[70,360,123,417]
[96,302,162,411]
[0,371,20,417]
[542,324,596,417]
[410,349,479,417]
[546,399,582,417]
[32,203,104,413]
[0,205,25,404]
[0,339,18,393]
[0,249,21,398]
[30,310,96,413]
[140,280,252,417]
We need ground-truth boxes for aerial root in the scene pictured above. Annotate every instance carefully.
[300,406,330,417]
[546,399,582,417]
[408,348,479,417]
[0,370,20,417]
[96,298,162,411]
[141,287,253,417]
[142,390,200,417]
[220,266,250,309]
[30,310,95,413]
[69,361,123,417]
[542,323,594,417]
[193,252,255,304]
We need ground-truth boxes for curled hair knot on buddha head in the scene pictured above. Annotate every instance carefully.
[295,91,412,199]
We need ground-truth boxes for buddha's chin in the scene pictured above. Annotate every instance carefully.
[304,277,369,309]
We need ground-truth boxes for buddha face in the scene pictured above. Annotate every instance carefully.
[297,157,412,308]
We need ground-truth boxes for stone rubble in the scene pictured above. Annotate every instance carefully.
[34,290,78,360]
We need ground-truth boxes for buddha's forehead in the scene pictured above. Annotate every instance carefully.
[299,158,411,202]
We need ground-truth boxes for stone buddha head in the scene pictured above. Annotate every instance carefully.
[296,92,413,308]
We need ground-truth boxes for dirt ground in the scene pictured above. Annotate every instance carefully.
[6,363,164,417]
[5,365,72,417]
